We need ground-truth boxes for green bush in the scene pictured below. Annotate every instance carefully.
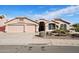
[72,23,79,32]
[75,27,79,32]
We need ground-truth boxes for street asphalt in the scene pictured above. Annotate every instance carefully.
[0,45,79,53]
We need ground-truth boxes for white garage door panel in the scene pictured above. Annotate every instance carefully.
[25,25,35,32]
[6,26,24,32]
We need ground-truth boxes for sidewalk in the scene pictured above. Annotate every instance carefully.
[50,39,79,46]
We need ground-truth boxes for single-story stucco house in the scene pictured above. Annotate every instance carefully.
[0,15,71,33]
[5,17,38,33]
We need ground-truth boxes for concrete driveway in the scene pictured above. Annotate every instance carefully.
[0,32,50,45]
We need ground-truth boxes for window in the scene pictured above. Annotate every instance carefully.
[49,23,55,30]
[60,24,67,30]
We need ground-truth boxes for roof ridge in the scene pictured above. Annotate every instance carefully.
[54,18,70,24]
[5,16,38,24]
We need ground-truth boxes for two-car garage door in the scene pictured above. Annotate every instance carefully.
[6,26,24,33]
[5,25,36,33]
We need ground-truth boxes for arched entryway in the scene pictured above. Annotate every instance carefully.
[39,22,45,32]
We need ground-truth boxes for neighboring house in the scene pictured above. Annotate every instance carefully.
[0,15,6,32]
[0,15,71,33]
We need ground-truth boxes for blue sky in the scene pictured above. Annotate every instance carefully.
[0,5,79,23]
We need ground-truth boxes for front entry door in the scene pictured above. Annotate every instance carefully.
[39,22,45,32]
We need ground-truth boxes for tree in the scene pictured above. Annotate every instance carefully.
[72,23,79,32]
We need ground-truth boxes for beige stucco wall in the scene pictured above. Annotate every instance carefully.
[6,19,19,25]
[6,18,38,25]
[36,19,49,32]
[24,19,37,25]
[36,20,60,32]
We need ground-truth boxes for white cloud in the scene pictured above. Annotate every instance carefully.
[28,5,79,20]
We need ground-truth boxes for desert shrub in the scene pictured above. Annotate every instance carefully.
[51,30,58,33]
[54,29,69,36]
